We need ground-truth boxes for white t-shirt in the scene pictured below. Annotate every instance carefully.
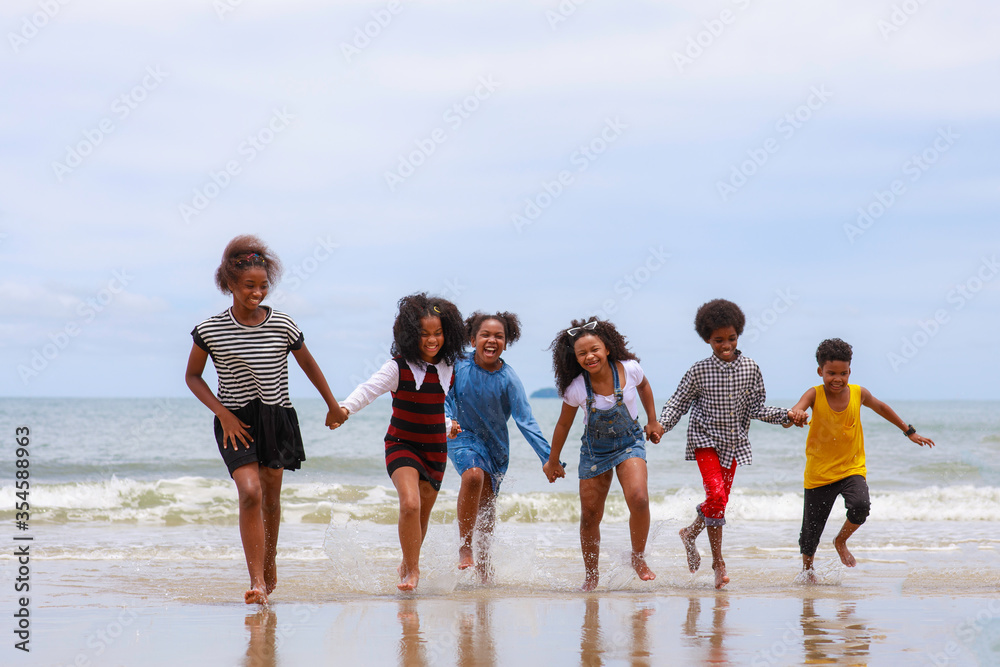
[562,359,645,424]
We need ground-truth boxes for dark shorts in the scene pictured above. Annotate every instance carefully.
[799,475,871,556]
[214,399,305,476]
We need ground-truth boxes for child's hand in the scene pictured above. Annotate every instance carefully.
[326,407,349,430]
[543,459,565,483]
[448,421,462,439]
[645,422,664,444]
[909,432,935,448]
[219,411,252,450]
[787,409,809,427]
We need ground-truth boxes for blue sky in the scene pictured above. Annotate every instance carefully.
[2,0,998,400]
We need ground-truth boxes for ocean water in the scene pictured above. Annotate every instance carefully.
[1,397,998,600]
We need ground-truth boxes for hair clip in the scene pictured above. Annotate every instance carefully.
[433,305,441,313]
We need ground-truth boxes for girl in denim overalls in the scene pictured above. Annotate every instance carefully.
[544,318,664,590]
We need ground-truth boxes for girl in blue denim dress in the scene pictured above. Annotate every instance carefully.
[544,318,664,591]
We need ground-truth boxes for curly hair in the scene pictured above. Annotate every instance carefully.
[390,293,466,366]
[465,311,522,347]
[549,317,639,396]
[215,235,283,295]
[816,338,853,366]
[694,299,746,341]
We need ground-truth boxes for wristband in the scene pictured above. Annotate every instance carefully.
[903,424,916,437]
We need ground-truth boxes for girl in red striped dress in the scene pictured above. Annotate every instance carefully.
[341,293,465,590]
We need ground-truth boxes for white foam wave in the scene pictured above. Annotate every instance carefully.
[4,478,1000,524]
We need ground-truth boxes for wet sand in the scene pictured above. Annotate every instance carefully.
[18,540,1000,666]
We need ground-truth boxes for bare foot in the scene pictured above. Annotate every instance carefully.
[679,527,701,573]
[712,562,729,590]
[458,545,474,570]
[398,564,420,591]
[632,553,656,581]
[582,569,599,592]
[801,568,817,584]
[245,586,268,605]
[264,568,277,595]
[834,536,857,567]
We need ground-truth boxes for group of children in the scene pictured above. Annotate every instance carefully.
[186,236,935,604]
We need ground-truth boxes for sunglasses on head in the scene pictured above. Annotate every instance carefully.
[566,320,598,336]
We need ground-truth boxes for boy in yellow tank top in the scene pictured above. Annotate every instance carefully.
[787,338,934,581]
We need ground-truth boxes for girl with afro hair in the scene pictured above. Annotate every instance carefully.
[544,318,663,591]
[444,311,554,581]
[340,293,465,591]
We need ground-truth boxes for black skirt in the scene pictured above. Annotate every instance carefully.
[214,398,305,475]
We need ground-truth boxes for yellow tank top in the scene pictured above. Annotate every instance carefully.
[804,384,866,489]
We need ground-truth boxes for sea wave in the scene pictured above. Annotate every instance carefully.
[4,477,1000,525]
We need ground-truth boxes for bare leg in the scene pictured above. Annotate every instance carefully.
[579,472,613,591]
[232,464,268,605]
[801,553,817,583]
[680,514,704,573]
[616,458,655,582]
[456,468,485,570]
[475,479,497,583]
[707,525,728,589]
[833,520,861,567]
[258,466,284,595]
[417,478,438,543]
[391,467,424,591]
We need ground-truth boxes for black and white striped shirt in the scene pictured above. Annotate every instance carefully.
[658,351,789,468]
[192,307,304,410]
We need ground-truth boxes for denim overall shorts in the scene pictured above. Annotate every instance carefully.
[578,361,646,479]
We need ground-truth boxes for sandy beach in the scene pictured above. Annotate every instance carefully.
[10,519,1000,666]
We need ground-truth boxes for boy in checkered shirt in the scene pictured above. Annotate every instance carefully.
[658,299,807,588]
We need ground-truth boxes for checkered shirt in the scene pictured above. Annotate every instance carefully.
[658,351,789,468]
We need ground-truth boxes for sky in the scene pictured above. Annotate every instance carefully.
[2,0,998,401]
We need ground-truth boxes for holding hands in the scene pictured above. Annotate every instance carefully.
[786,409,809,427]
[326,406,350,430]
[543,458,566,483]
[645,421,664,444]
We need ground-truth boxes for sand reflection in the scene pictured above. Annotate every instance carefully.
[397,599,429,667]
[800,597,872,665]
[244,609,277,667]
[681,596,729,665]
[579,596,656,665]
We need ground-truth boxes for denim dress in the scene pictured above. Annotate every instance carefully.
[578,361,646,479]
